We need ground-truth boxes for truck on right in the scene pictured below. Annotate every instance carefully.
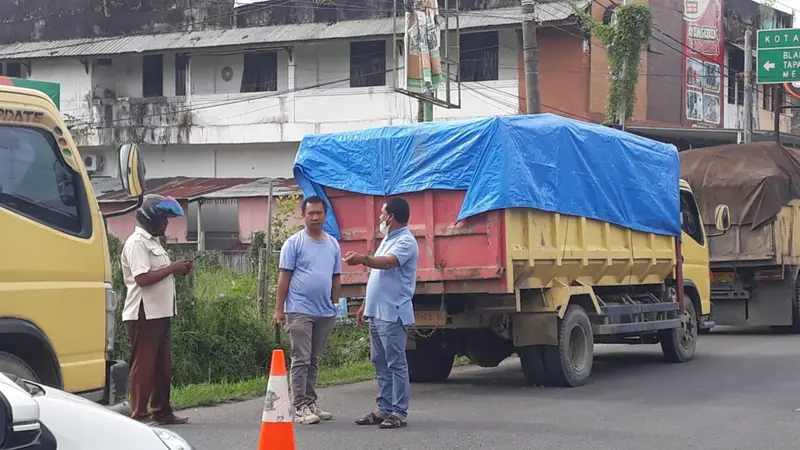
[680,141,800,332]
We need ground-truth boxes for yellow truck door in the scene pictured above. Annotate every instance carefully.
[679,185,711,319]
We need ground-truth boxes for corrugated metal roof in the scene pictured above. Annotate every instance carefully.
[0,3,585,59]
[92,176,260,202]
[203,177,301,199]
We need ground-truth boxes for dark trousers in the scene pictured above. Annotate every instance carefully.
[124,304,174,420]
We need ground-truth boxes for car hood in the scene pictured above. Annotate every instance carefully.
[33,386,166,450]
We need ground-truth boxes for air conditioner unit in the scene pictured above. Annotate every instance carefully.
[84,154,106,173]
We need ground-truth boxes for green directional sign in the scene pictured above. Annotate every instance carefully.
[757,28,800,84]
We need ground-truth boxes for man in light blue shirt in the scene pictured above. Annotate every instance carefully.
[273,195,341,425]
[344,197,419,429]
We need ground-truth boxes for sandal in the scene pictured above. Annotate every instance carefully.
[355,412,385,425]
[378,414,407,429]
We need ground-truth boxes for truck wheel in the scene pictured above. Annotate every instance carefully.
[660,296,698,363]
[407,346,456,383]
[543,304,594,388]
[0,351,39,382]
[517,345,550,386]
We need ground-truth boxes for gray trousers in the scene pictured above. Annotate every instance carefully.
[285,313,337,409]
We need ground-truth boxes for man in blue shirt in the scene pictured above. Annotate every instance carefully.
[273,195,342,425]
[344,197,419,429]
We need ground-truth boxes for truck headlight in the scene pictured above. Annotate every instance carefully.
[152,427,194,450]
[105,282,117,354]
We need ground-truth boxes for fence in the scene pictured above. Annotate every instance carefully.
[217,251,253,274]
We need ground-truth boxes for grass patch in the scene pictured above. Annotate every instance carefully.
[171,361,376,410]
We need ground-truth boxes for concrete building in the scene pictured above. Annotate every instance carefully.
[0,4,587,182]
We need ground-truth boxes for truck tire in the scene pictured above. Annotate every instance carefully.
[659,296,698,363]
[543,304,594,388]
[517,345,550,386]
[407,346,456,383]
[0,351,39,382]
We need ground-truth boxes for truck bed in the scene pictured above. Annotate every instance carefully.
[707,200,800,268]
[329,187,677,298]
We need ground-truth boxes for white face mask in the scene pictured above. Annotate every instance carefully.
[379,216,392,235]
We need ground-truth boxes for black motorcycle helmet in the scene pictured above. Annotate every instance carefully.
[135,194,184,237]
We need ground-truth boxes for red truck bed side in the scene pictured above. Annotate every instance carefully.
[326,187,508,297]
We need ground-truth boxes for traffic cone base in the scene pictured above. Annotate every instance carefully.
[257,349,296,450]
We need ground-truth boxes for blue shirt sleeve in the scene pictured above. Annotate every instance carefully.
[333,239,342,275]
[278,235,296,272]
[389,235,418,266]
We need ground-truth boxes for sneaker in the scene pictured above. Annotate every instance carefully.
[309,403,333,421]
[294,405,320,425]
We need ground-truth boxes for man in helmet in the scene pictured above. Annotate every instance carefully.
[120,194,194,425]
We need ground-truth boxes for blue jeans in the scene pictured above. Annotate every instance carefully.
[368,317,410,419]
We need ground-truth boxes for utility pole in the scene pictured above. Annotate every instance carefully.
[743,29,753,143]
[522,0,541,114]
[774,84,783,144]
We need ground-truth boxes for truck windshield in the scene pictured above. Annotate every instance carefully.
[0,125,83,235]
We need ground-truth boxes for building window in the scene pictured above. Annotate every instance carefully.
[241,52,278,93]
[5,62,22,78]
[97,58,112,66]
[762,85,791,112]
[459,31,499,82]
[142,54,164,98]
[727,50,744,106]
[350,40,387,88]
[0,125,88,237]
[175,53,189,97]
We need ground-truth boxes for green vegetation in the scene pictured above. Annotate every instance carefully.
[106,209,373,409]
[578,3,653,124]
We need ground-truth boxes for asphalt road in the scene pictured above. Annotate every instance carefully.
[176,328,800,450]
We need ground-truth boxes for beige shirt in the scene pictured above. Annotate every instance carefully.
[121,226,177,321]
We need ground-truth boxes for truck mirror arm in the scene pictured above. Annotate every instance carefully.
[102,195,144,219]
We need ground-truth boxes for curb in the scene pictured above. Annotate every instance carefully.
[107,400,132,416]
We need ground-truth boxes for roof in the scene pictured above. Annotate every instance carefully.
[92,176,260,203]
[0,3,586,59]
[203,177,301,199]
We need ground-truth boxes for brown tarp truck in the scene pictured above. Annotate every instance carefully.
[680,141,800,331]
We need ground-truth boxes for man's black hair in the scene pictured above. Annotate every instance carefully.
[302,195,328,213]
[385,197,410,223]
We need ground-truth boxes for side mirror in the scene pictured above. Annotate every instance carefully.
[0,376,41,450]
[102,143,147,219]
[118,143,146,198]
[714,204,731,231]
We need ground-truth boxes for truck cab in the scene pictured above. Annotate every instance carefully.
[0,84,145,405]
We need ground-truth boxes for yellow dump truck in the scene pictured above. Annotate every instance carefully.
[294,114,729,387]
[0,82,146,405]
[681,141,800,332]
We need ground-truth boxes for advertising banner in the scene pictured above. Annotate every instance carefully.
[682,0,725,127]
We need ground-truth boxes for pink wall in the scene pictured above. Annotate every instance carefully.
[101,200,190,244]
[237,197,303,243]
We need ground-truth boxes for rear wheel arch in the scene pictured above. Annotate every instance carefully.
[0,318,63,389]
[682,280,703,319]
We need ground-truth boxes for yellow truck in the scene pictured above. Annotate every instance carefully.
[295,114,730,387]
[681,141,800,332]
[0,82,146,405]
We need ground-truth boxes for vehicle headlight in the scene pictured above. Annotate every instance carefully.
[152,427,194,450]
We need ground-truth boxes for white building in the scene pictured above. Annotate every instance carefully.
[0,5,581,181]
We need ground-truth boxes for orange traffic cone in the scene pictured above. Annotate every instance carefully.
[257,349,296,450]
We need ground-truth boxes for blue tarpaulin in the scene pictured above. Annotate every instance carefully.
[293,113,680,240]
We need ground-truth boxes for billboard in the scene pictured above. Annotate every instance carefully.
[404,0,443,95]
[682,0,725,127]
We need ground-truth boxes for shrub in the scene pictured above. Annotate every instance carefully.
[108,231,368,388]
